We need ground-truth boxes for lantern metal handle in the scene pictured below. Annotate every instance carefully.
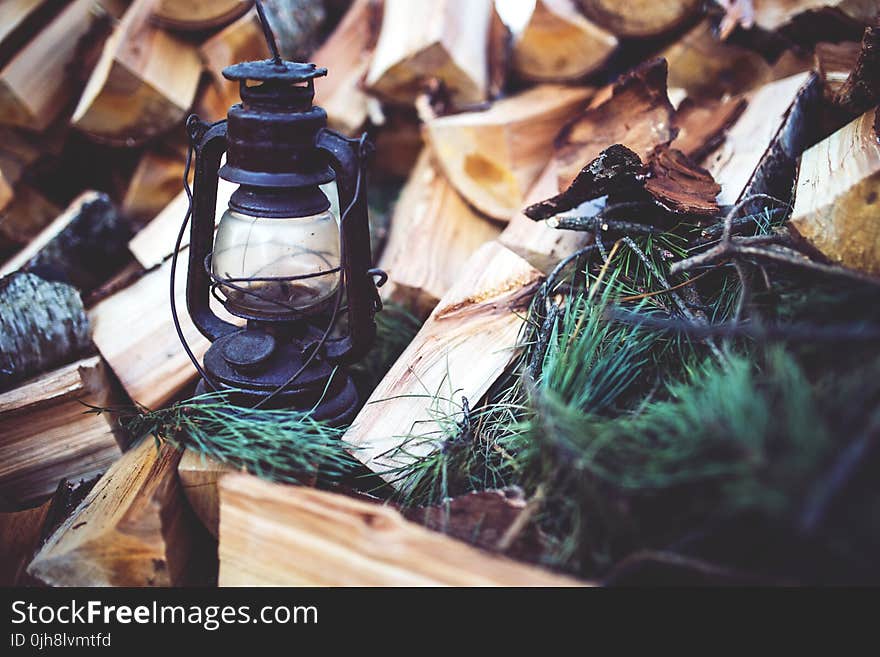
[186,116,239,342]
[317,128,379,365]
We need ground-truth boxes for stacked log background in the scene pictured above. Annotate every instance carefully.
[0,0,878,586]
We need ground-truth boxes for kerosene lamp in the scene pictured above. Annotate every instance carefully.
[171,2,383,425]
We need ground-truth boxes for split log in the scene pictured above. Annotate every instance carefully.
[199,9,270,112]
[72,0,203,145]
[790,108,880,277]
[152,0,253,32]
[576,0,702,37]
[701,71,820,208]
[127,179,236,270]
[0,356,125,506]
[365,0,497,108]
[553,58,676,191]
[0,477,97,584]
[122,143,187,229]
[0,0,66,65]
[512,0,617,83]
[260,0,327,61]
[312,0,381,135]
[90,247,242,409]
[0,272,90,390]
[218,473,583,585]
[0,0,108,131]
[0,497,51,584]
[662,20,772,99]
[178,449,233,538]
[347,241,545,479]
[1,191,131,292]
[28,437,214,587]
[377,150,502,318]
[424,84,595,221]
[0,185,60,255]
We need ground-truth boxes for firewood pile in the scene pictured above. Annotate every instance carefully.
[1,0,879,587]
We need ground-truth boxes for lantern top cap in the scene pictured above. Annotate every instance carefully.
[222,59,327,83]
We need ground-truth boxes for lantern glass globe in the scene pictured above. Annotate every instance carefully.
[212,207,342,318]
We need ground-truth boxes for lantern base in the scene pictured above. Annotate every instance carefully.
[194,371,359,427]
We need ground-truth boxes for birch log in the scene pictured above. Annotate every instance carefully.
[0,272,90,390]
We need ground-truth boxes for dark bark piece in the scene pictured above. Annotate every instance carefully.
[553,58,677,191]
[404,488,548,563]
[0,272,90,390]
[833,16,880,119]
[673,96,748,162]
[644,146,721,216]
[260,0,326,61]
[815,40,862,100]
[525,144,643,220]
[4,192,131,292]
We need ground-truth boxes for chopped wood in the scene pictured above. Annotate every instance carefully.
[1,191,130,292]
[377,150,502,318]
[152,0,252,32]
[673,96,748,162]
[28,437,214,587]
[790,108,880,276]
[0,497,51,584]
[0,0,108,132]
[365,0,496,108]
[178,449,233,538]
[345,241,544,480]
[644,146,721,216]
[662,20,772,99]
[524,144,643,220]
[218,473,584,585]
[121,142,187,228]
[89,247,242,409]
[832,16,880,119]
[0,185,60,255]
[128,180,236,270]
[0,356,125,506]
[576,0,702,37]
[701,71,820,207]
[312,0,382,135]
[487,0,511,98]
[0,272,90,390]
[424,84,594,220]
[72,0,203,145]
[199,9,270,113]
[0,0,66,65]
[512,0,617,83]
[553,58,676,191]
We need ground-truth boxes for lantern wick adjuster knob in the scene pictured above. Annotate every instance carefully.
[220,329,277,374]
